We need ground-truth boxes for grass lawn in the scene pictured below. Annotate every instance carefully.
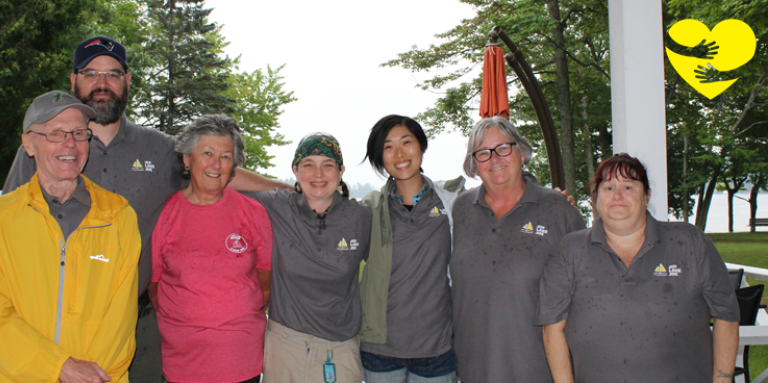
[709,231,768,380]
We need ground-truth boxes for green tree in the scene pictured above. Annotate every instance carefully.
[226,65,295,174]
[0,0,102,186]
[384,0,612,205]
[137,0,234,135]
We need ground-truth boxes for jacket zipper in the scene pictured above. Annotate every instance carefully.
[54,222,111,344]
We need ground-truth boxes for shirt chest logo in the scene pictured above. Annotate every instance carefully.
[429,206,448,217]
[521,222,548,236]
[337,238,359,251]
[225,233,248,253]
[653,263,682,277]
[131,159,155,172]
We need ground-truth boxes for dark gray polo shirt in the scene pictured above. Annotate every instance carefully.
[450,178,585,383]
[244,189,372,341]
[360,178,453,358]
[40,175,91,239]
[3,116,184,293]
[536,215,739,383]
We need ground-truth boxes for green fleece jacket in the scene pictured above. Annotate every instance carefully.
[359,175,465,344]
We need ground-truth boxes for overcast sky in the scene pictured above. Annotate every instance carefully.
[206,0,482,187]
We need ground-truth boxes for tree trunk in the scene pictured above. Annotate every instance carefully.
[695,167,721,231]
[727,187,736,233]
[749,174,766,232]
[726,178,746,232]
[581,96,595,188]
[682,134,689,222]
[695,183,706,229]
[581,96,595,221]
[167,0,176,134]
[547,0,576,197]
[749,181,760,232]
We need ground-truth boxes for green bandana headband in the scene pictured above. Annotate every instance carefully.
[292,133,344,167]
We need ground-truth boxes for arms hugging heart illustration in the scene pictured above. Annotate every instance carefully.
[665,19,756,99]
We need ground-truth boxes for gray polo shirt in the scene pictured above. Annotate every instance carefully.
[536,215,739,383]
[360,178,453,358]
[40,175,91,239]
[244,189,372,341]
[3,116,184,293]
[449,178,585,383]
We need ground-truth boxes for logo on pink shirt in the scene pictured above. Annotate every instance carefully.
[225,233,248,254]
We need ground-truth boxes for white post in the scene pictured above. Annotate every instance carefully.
[608,0,668,220]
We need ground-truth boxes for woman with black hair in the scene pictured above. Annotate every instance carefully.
[359,115,463,383]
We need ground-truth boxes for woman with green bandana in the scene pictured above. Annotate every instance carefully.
[241,133,372,383]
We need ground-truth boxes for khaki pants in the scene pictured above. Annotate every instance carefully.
[263,321,363,383]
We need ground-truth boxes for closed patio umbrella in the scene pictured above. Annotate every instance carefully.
[479,43,509,120]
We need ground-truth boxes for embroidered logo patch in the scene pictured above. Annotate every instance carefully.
[337,238,349,251]
[653,263,668,277]
[430,207,441,217]
[668,264,682,277]
[225,234,248,253]
[131,159,144,171]
[521,222,534,234]
[350,239,359,250]
[535,225,548,236]
[144,161,155,172]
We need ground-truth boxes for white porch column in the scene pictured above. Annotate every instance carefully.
[608,0,668,219]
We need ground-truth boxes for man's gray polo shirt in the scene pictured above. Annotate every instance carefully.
[3,116,184,293]
[449,178,585,383]
[536,215,739,383]
[360,178,453,358]
[40,175,91,239]
[244,189,372,341]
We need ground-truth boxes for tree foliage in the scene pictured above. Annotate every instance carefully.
[384,0,612,207]
[0,0,106,186]
[137,0,234,135]
[226,65,295,173]
[388,0,768,228]
[0,0,294,182]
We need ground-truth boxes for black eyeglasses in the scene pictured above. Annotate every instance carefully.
[472,142,517,162]
[27,128,93,143]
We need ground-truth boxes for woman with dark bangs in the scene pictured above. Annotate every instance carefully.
[536,153,739,383]
[358,115,464,383]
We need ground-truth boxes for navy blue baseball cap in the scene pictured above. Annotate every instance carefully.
[73,36,128,73]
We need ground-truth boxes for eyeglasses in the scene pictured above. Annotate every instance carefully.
[472,142,517,162]
[77,70,125,82]
[27,128,93,143]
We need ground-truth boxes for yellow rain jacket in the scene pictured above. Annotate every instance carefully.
[0,174,140,382]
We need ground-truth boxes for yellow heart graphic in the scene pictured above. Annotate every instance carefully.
[665,19,756,99]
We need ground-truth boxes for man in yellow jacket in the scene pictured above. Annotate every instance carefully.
[0,91,140,383]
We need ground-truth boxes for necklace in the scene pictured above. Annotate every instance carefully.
[314,209,328,230]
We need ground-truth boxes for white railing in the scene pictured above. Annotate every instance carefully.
[727,263,768,383]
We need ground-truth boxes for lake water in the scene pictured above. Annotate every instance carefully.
[672,192,768,233]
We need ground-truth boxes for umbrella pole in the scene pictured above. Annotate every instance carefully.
[488,27,566,190]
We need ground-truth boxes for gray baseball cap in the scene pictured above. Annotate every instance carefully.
[23,91,96,132]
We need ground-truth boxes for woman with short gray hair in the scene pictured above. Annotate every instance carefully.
[149,114,273,383]
[449,116,585,382]
[462,116,533,178]
[175,114,246,178]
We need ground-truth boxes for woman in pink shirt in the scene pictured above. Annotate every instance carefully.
[149,114,273,383]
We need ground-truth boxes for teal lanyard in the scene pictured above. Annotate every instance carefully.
[323,350,336,382]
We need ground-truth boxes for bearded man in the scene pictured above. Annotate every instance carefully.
[4,36,287,382]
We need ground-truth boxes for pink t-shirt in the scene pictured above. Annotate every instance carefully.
[152,188,272,382]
